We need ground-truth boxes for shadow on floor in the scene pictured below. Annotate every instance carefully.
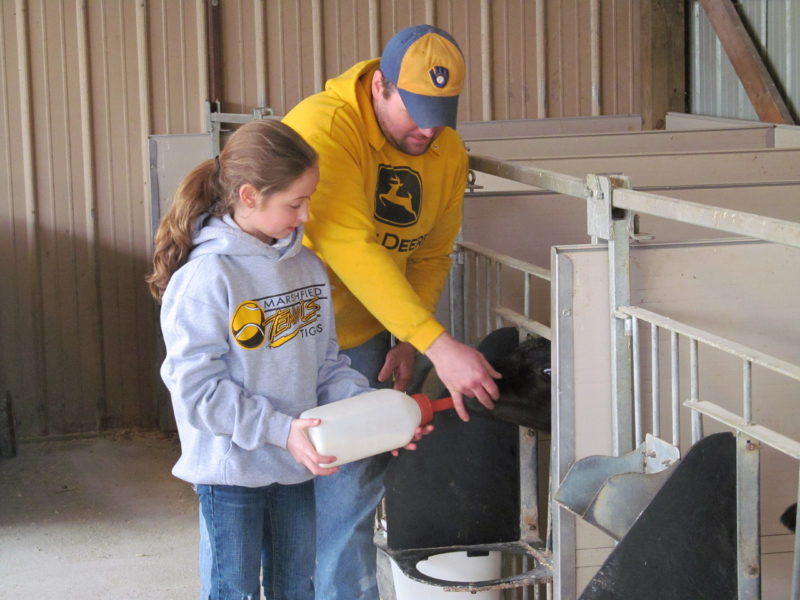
[0,431,198,600]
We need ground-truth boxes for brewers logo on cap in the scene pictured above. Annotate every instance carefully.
[429,66,449,88]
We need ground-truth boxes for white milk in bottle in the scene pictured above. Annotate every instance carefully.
[300,389,453,467]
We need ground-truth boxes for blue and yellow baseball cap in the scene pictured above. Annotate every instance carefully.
[379,25,465,129]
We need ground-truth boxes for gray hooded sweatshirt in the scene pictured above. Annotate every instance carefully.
[160,214,370,487]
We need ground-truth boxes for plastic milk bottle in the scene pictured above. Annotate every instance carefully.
[300,390,454,467]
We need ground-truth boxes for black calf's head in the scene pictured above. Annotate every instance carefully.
[461,328,552,431]
[781,503,797,533]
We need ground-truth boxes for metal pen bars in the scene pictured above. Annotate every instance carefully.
[451,240,552,347]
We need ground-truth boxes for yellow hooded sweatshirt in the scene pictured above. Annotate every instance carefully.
[283,59,468,352]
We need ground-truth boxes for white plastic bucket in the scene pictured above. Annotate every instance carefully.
[390,551,502,600]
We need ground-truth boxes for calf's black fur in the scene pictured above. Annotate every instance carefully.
[781,503,796,532]
[436,326,552,431]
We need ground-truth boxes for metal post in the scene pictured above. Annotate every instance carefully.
[742,360,752,424]
[551,251,577,600]
[651,323,661,438]
[632,316,642,447]
[736,434,761,599]
[449,245,466,342]
[587,173,634,456]
[524,272,531,319]
[495,262,503,330]
[690,338,703,443]
[670,331,680,447]
[792,465,800,600]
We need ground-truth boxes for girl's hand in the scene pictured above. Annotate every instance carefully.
[390,424,434,456]
[287,418,339,476]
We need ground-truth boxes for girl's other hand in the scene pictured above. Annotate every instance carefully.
[287,418,339,476]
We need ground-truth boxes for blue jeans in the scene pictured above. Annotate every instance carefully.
[196,480,315,600]
[314,331,431,600]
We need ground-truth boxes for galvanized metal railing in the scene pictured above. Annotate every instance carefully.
[461,152,800,600]
[450,240,552,345]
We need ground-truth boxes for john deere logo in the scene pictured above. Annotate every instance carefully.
[374,165,422,227]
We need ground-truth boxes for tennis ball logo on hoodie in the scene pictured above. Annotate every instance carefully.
[374,165,421,228]
[232,301,265,349]
[231,285,326,350]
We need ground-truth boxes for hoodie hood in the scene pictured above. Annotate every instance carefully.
[189,213,305,262]
[322,59,390,153]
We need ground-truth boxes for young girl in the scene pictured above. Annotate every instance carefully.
[147,119,371,600]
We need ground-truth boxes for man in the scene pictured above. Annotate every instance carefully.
[283,24,500,600]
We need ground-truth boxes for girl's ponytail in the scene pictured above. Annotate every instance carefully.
[146,159,218,301]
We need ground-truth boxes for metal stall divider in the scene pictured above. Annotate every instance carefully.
[464,150,800,599]
[604,183,800,600]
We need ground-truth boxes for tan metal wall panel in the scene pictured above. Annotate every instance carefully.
[0,0,664,439]
[690,0,800,122]
[318,1,373,87]
[485,0,541,120]
[29,0,97,436]
[86,0,158,433]
[221,0,254,113]
[0,0,41,436]
[601,0,638,115]
[148,0,206,133]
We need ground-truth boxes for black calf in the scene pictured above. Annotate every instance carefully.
[436,326,552,431]
[781,503,796,532]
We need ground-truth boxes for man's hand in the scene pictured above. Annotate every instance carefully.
[424,332,501,421]
[390,424,435,456]
[377,341,417,392]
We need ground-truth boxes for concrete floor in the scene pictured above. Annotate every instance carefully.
[0,431,402,600]
[0,432,198,600]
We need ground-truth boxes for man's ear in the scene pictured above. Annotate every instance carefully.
[371,70,384,98]
[238,184,257,208]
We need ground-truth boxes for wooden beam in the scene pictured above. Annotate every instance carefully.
[640,0,687,130]
[698,0,795,125]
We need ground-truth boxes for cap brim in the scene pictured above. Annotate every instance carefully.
[398,89,459,129]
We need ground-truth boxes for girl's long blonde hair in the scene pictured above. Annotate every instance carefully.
[146,119,317,301]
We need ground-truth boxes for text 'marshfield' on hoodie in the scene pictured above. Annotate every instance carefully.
[160,214,371,488]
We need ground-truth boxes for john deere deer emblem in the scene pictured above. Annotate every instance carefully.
[374,165,422,228]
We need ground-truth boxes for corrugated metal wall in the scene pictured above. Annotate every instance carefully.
[1,0,654,439]
[690,0,800,121]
